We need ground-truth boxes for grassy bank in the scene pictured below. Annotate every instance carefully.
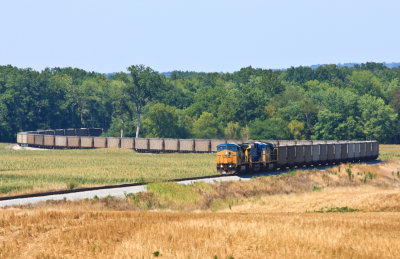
[24,160,400,212]
[0,143,215,195]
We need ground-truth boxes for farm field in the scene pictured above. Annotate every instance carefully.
[1,148,400,258]
[0,143,398,196]
[378,144,400,161]
[1,207,400,258]
[0,143,215,195]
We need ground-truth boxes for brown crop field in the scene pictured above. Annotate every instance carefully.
[1,208,400,259]
[1,144,400,258]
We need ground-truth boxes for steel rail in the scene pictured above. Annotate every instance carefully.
[0,174,225,202]
[0,158,380,203]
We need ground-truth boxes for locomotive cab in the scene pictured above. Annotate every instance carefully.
[216,142,277,174]
[216,143,242,174]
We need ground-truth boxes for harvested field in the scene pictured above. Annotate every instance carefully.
[1,189,400,258]
[0,146,400,258]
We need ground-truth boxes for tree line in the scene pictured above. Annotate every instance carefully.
[0,63,399,143]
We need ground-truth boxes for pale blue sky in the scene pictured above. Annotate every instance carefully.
[1,0,399,73]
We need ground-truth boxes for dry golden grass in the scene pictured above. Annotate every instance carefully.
[1,206,400,258]
[1,160,399,258]
[1,145,399,258]
[226,186,400,213]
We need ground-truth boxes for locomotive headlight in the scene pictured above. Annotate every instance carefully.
[225,151,228,155]
[229,165,232,168]
[220,165,223,168]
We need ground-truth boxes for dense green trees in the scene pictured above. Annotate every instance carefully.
[192,112,222,139]
[0,63,399,143]
[141,103,188,138]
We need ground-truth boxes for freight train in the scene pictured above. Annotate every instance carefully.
[216,141,379,174]
[16,129,379,175]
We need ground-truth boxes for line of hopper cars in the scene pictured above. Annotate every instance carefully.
[216,141,379,174]
[16,128,231,152]
[17,129,379,175]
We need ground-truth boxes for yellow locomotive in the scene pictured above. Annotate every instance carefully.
[216,142,277,174]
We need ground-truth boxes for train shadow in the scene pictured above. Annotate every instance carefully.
[238,160,383,179]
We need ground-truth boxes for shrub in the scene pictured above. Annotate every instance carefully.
[67,180,79,190]
[367,172,377,180]
[315,207,359,213]
[346,168,354,181]
[312,186,324,192]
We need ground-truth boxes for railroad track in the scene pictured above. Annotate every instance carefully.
[0,160,381,207]
[0,174,230,206]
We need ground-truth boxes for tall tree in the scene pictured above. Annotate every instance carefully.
[192,112,222,139]
[126,65,163,138]
[142,103,187,138]
[110,79,131,137]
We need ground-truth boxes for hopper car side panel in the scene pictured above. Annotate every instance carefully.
[286,146,295,167]
[304,145,312,164]
[81,137,94,148]
[365,141,373,159]
[354,142,360,160]
[164,138,179,152]
[327,144,335,162]
[93,137,107,148]
[372,141,378,159]
[107,137,121,148]
[135,138,149,152]
[44,135,55,147]
[34,135,44,146]
[121,138,134,149]
[27,134,35,145]
[67,136,80,148]
[149,138,164,152]
[319,144,327,163]
[340,143,348,161]
[295,145,304,165]
[277,146,287,168]
[359,142,366,160]
[179,139,194,152]
[55,136,67,147]
[312,144,320,165]
[195,139,211,152]
[348,143,354,161]
[334,144,341,162]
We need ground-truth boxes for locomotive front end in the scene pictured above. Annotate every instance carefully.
[216,143,240,174]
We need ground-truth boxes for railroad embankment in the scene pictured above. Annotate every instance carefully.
[16,159,400,212]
